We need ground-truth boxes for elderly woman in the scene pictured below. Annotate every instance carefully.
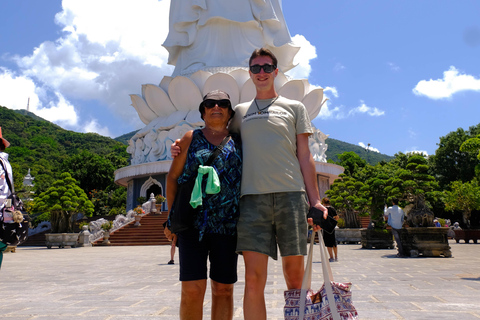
[164,90,242,320]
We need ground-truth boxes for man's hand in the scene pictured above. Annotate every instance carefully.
[307,217,322,232]
[170,139,181,158]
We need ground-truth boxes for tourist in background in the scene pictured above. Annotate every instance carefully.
[164,90,242,320]
[321,197,339,262]
[0,127,13,268]
[386,198,406,258]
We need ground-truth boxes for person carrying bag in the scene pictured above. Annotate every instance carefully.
[284,230,358,319]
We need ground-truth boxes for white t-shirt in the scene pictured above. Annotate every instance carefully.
[0,152,13,210]
[229,96,313,196]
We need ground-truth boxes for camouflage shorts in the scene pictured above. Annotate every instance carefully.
[236,192,309,260]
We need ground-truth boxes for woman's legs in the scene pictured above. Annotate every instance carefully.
[211,280,234,320]
[327,246,334,260]
[180,280,207,320]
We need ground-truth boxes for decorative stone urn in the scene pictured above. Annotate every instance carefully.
[102,231,111,245]
[77,225,92,247]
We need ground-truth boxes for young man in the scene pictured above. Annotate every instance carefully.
[385,198,406,257]
[228,48,327,320]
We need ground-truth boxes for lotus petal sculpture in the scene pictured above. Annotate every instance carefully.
[128,67,328,164]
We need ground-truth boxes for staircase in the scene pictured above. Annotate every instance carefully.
[93,212,170,246]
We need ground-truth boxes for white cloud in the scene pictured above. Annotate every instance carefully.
[84,119,111,137]
[286,34,317,79]
[388,62,400,72]
[324,86,338,98]
[359,142,380,153]
[348,101,385,117]
[334,62,345,72]
[3,0,173,136]
[413,66,480,99]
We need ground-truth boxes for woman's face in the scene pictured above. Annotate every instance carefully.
[202,100,232,125]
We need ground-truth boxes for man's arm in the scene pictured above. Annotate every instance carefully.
[296,133,327,220]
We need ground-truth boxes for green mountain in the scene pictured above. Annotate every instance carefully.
[0,106,129,194]
[326,138,393,164]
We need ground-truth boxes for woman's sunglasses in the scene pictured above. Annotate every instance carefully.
[204,99,231,109]
[249,64,276,74]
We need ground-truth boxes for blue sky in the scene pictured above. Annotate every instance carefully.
[1,0,479,157]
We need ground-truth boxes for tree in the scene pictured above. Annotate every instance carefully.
[360,165,390,228]
[32,172,94,233]
[62,150,117,192]
[337,151,367,178]
[386,154,440,209]
[460,133,480,178]
[325,174,367,228]
[443,179,480,229]
[430,124,480,188]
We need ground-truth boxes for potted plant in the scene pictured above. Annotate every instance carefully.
[101,221,113,245]
[154,194,166,213]
[32,172,94,249]
[133,206,144,226]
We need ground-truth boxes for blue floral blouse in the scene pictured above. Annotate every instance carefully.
[171,129,242,240]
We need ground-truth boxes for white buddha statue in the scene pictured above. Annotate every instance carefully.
[163,0,299,76]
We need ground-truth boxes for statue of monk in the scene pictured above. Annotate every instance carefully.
[163,0,299,76]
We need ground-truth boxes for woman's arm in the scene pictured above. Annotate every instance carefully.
[164,130,194,240]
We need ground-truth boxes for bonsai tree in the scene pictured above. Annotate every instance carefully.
[33,172,94,233]
[359,165,390,228]
[325,174,368,228]
[385,154,441,227]
[443,179,480,229]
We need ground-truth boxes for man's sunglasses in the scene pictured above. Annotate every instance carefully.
[204,99,231,109]
[249,64,277,74]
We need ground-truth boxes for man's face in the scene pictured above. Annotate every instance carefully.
[249,56,278,92]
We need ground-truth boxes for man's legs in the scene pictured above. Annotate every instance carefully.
[282,255,304,289]
[180,280,207,320]
[211,280,234,320]
[392,228,404,257]
[243,251,269,320]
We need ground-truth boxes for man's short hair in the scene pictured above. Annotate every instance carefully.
[0,140,5,151]
[392,198,399,205]
[249,48,278,68]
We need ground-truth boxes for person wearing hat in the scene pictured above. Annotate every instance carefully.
[164,90,242,319]
[0,127,14,268]
[0,127,13,212]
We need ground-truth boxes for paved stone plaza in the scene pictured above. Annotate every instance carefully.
[1,240,479,319]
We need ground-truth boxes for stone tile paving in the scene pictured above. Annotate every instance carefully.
[0,240,479,319]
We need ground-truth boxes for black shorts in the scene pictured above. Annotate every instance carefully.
[177,229,238,284]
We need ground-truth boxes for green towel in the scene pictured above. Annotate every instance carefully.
[190,165,221,209]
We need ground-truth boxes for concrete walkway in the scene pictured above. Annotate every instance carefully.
[1,240,479,319]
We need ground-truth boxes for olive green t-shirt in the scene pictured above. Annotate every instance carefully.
[229,96,313,196]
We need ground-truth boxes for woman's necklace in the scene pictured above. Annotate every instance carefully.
[204,127,228,136]
[254,95,279,112]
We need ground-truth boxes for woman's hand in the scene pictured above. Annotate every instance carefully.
[164,225,175,241]
[170,139,181,158]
